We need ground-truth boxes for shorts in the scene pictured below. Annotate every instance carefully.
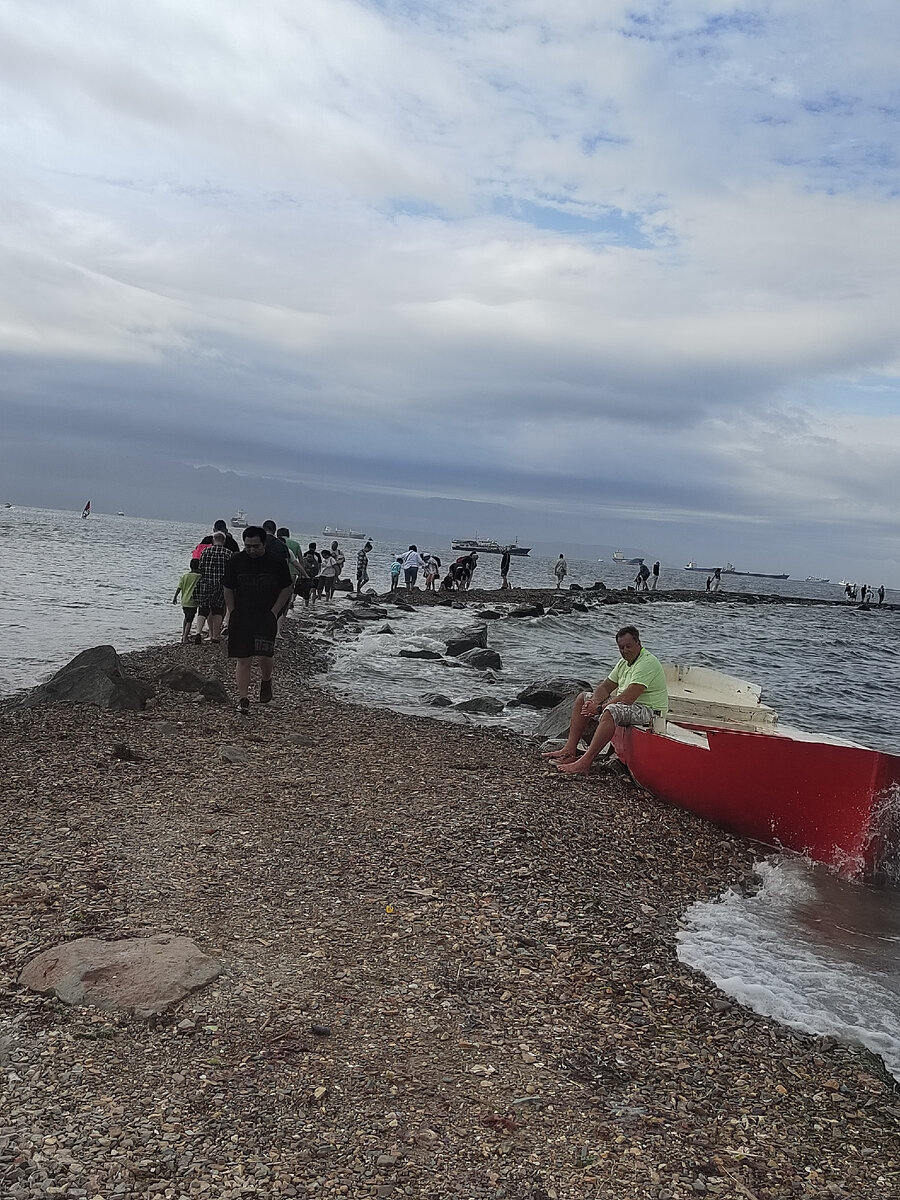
[197,602,225,618]
[182,606,197,622]
[603,700,656,728]
[404,567,418,585]
[228,611,277,659]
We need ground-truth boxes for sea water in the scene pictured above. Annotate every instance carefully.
[2,506,899,1078]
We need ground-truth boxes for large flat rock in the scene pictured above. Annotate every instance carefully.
[19,935,222,1018]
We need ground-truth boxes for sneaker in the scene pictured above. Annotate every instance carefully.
[238,697,250,716]
[259,679,273,705]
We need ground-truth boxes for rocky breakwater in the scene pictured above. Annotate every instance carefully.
[1,623,898,1198]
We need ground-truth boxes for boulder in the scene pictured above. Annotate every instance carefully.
[445,625,488,656]
[421,693,453,707]
[516,677,592,709]
[159,667,228,703]
[457,647,503,670]
[375,624,395,635]
[572,601,589,613]
[474,609,503,620]
[399,648,443,660]
[23,646,154,712]
[333,578,353,591]
[531,696,582,740]
[510,604,545,619]
[392,600,415,612]
[19,935,222,1018]
[454,696,505,715]
[569,583,583,591]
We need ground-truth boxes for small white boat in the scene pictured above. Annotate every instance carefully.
[231,509,247,528]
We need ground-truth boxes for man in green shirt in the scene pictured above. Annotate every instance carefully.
[543,625,668,775]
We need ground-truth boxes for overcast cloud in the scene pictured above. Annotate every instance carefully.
[1,0,899,580]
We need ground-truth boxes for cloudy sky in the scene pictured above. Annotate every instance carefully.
[1,1,899,579]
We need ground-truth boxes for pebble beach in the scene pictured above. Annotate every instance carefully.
[2,611,899,1200]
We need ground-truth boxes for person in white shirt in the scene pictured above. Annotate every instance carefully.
[401,545,426,591]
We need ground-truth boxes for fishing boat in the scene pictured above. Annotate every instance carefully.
[610,665,900,876]
[81,499,91,520]
[451,537,531,556]
[231,509,247,528]
[322,526,367,540]
[684,560,789,580]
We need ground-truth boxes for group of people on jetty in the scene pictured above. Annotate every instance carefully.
[173,517,668,738]
[170,520,518,714]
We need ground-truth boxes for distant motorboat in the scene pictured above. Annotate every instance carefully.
[81,499,91,520]
[231,509,247,528]
[451,536,531,556]
[684,560,789,580]
[322,526,367,540]
[117,511,125,516]
[805,576,829,584]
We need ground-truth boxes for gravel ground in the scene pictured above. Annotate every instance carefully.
[1,616,898,1200]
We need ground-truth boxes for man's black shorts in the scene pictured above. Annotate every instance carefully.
[227,611,277,659]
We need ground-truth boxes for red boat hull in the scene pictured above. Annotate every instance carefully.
[612,724,900,874]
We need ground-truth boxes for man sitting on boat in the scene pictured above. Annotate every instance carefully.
[543,625,668,775]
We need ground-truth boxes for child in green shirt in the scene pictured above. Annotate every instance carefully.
[173,559,201,643]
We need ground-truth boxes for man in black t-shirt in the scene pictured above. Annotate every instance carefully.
[223,526,293,715]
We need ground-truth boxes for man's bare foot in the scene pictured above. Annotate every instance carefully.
[541,747,577,761]
[555,757,594,775]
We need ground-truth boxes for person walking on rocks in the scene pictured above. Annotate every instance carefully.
[173,558,201,644]
[223,526,293,715]
[318,549,337,600]
[389,556,402,592]
[543,625,668,775]
[401,545,426,591]
[555,554,568,589]
[650,561,660,591]
[711,567,721,592]
[330,540,345,584]
[196,531,233,644]
[357,541,372,593]
[500,548,511,589]
[878,585,885,606]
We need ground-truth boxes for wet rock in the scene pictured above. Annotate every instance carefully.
[474,609,503,619]
[454,696,505,714]
[445,625,488,656]
[510,603,545,618]
[399,649,443,660]
[421,693,453,707]
[516,677,592,709]
[347,606,390,621]
[19,935,222,1018]
[22,645,155,712]
[457,647,502,670]
[375,624,395,634]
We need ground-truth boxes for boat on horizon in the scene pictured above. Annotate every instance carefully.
[231,509,247,528]
[684,560,789,580]
[805,576,830,583]
[322,526,368,540]
[611,664,900,877]
[610,549,644,565]
[451,536,531,556]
